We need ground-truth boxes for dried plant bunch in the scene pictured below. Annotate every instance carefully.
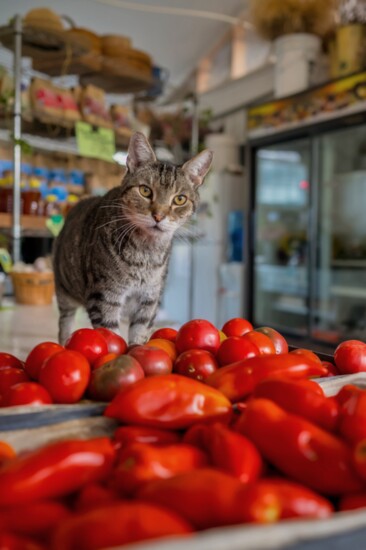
[250,0,337,41]
[338,0,366,25]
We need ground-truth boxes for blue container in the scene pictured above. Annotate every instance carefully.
[227,210,244,262]
[68,170,85,186]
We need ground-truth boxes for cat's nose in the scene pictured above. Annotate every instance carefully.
[152,213,164,223]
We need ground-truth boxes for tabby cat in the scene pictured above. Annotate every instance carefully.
[53,132,213,345]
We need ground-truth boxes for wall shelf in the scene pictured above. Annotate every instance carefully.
[0,213,50,237]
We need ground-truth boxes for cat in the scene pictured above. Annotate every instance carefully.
[53,132,213,346]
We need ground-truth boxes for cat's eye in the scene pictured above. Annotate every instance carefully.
[139,185,153,199]
[173,195,187,206]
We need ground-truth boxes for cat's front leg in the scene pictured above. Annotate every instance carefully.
[128,296,159,345]
[86,291,123,335]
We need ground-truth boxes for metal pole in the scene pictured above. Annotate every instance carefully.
[12,15,22,263]
[188,93,199,320]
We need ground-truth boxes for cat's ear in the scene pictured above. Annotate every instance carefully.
[126,132,156,173]
[182,150,213,187]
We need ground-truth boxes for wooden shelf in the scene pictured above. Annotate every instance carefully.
[0,213,50,236]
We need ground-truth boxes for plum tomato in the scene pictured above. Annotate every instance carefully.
[24,342,64,380]
[0,353,23,369]
[128,346,173,377]
[221,318,253,338]
[95,328,127,355]
[145,339,177,362]
[150,328,178,342]
[65,328,108,365]
[255,327,289,354]
[39,350,90,404]
[290,348,322,364]
[88,355,145,401]
[3,382,52,407]
[242,331,276,355]
[93,353,118,370]
[174,350,218,381]
[175,319,220,355]
[0,367,30,397]
[334,340,366,375]
[216,336,259,367]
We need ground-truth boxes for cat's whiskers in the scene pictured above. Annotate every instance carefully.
[95,216,130,231]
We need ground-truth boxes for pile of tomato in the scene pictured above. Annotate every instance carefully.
[0,319,366,549]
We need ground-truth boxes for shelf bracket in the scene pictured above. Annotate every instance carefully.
[12,14,22,263]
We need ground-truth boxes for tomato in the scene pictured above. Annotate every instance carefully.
[39,350,90,404]
[145,339,177,362]
[88,355,145,401]
[175,319,220,355]
[321,361,339,377]
[334,340,366,374]
[242,331,276,355]
[3,382,52,407]
[95,328,127,355]
[221,318,253,338]
[0,353,23,369]
[150,328,178,342]
[216,336,259,367]
[219,331,227,342]
[0,441,16,464]
[24,342,64,380]
[290,348,322,364]
[128,345,172,377]
[174,349,218,381]
[65,328,108,365]
[92,353,118,371]
[0,367,30,398]
[255,327,289,354]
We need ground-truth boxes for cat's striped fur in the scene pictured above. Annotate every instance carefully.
[53,132,213,345]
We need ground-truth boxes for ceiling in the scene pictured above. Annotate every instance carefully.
[1,0,248,94]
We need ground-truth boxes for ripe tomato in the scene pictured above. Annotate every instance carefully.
[39,350,90,404]
[24,342,64,380]
[128,346,172,377]
[88,355,145,401]
[290,348,322,364]
[221,318,253,338]
[321,361,339,377]
[3,382,52,407]
[334,340,366,375]
[255,327,289,354]
[150,328,178,342]
[65,328,108,365]
[216,336,259,367]
[145,339,177,362]
[0,367,30,397]
[0,353,23,369]
[0,441,16,463]
[242,331,276,355]
[95,328,127,355]
[93,353,118,370]
[174,350,218,381]
[176,319,220,355]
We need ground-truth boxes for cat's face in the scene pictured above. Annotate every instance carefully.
[119,132,213,238]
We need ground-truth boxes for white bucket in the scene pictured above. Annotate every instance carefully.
[274,33,321,98]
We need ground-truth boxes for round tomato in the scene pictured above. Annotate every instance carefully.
[216,336,259,367]
[174,350,218,381]
[255,327,288,354]
[39,350,90,404]
[175,319,220,355]
[0,353,23,370]
[321,360,339,377]
[334,340,366,375]
[221,318,253,338]
[95,328,127,355]
[65,328,108,365]
[242,331,276,355]
[0,441,16,463]
[3,382,52,407]
[24,342,64,380]
[0,367,29,397]
[93,353,118,370]
[128,345,172,377]
[150,328,178,342]
[88,355,145,401]
[290,348,322,364]
[145,339,177,362]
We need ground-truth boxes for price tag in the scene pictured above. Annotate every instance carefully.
[76,122,115,162]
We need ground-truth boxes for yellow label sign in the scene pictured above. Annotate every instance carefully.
[76,122,115,162]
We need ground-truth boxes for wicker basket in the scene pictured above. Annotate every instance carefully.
[11,272,55,306]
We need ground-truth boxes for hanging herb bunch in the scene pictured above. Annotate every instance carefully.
[338,0,366,24]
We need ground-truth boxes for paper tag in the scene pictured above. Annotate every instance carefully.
[76,121,116,163]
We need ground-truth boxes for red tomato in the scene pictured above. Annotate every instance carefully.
[39,350,90,404]
[24,342,64,380]
[65,328,108,365]
[290,348,322,364]
[334,340,366,374]
[255,327,289,354]
[150,327,178,342]
[88,355,145,401]
[174,350,218,381]
[216,336,259,367]
[128,346,172,377]
[321,361,339,377]
[176,319,220,355]
[145,339,177,362]
[0,367,30,397]
[242,331,276,355]
[221,318,253,338]
[93,353,118,370]
[95,328,127,355]
[0,353,23,369]
[3,382,52,407]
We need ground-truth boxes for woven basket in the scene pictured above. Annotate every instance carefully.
[11,272,55,305]
[101,34,132,55]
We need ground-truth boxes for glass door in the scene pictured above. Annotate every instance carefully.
[253,139,311,334]
[312,125,366,343]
